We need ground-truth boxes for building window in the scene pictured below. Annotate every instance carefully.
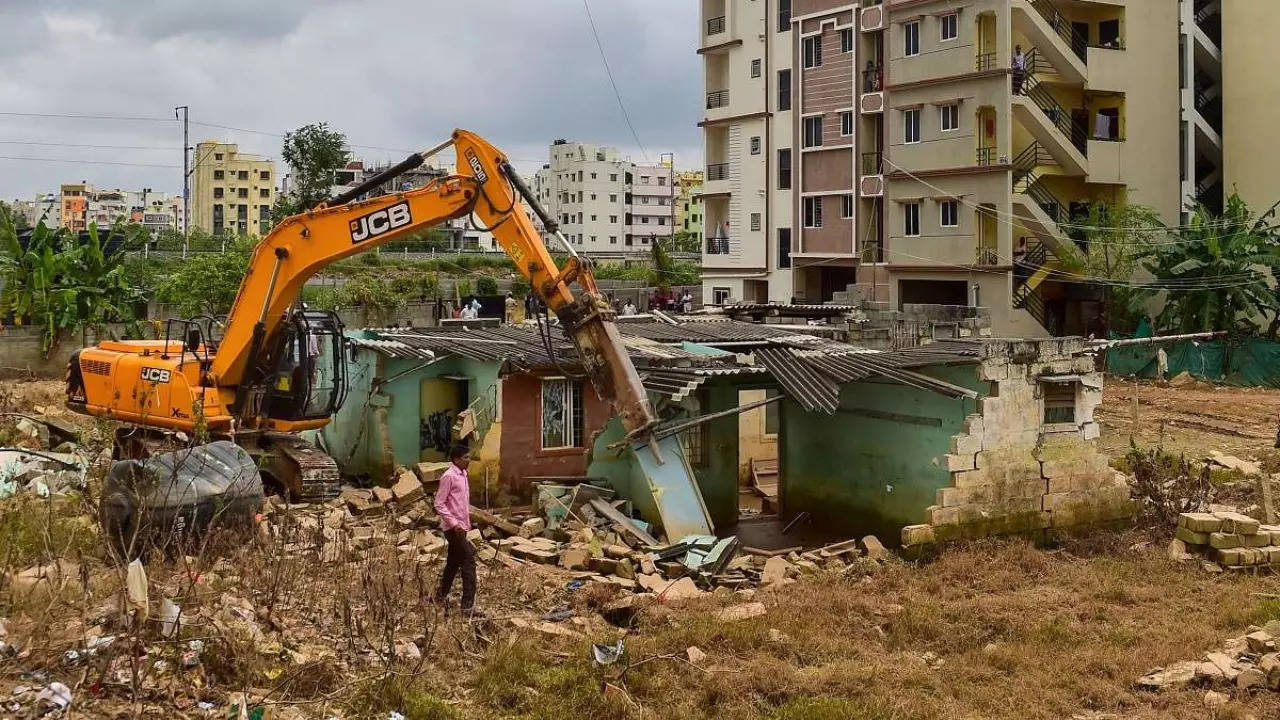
[940,104,958,132]
[803,116,823,147]
[778,69,791,110]
[591,193,597,200]
[904,21,920,57]
[778,148,792,190]
[260,170,270,181]
[590,235,597,243]
[751,58,761,78]
[238,170,249,181]
[750,136,761,154]
[840,111,853,136]
[904,108,921,144]
[213,170,224,180]
[840,28,853,53]
[259,188,269,198]
[540,378,584,449]
[778,0,790,32]
[591,172,597,179]
[214,153,223,161]
[713,287,731,304]
[591,214,597,221]
[940,13,958,41]
[610,174,617,182]
[213,188,224,199]
[904,202,921,236]
[803,36,822,68]
[1042,381,1077,424]
[803,196,823,228]
[610,215,618,223]
[237,188,248,198]
[658,176,666,186]
[641,217,648,224]
[842,194,854,218]
[750,212,761,231]
[777,228,792,268]
[610,236,617,244]
[940,200,959,227]
[610,194,617,202]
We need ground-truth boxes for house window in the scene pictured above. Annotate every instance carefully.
[750,136,761,155]
[778,0,790,32]
[940,104,958,132]
[778,148,792,189]
[259,188,270,198]
[803,196,823,228]
[803,36,822,68]
[777,228,792,268]
[904,202,921,236]
[842,194,854,218]
[610,174,617,182]
[803,116,823,147]
[213,170,224,180]
[904,21,920,57]
[610,236,617,244]
[213,187,224,199]
[214,153,223,161]
[540,378,584,449]
[940,13,958,41]
[610,215,618,223]
[750,212,761,231]
[751,58,761,78]
[940,200,959,227]
[712,287,731,304]
[840,111,853,136]
[840,28,853,53]
[591,193,597,200]
[904,108,921,143]
[591,214,597,221]
[1042,382,1077,424]
[778,69,791,111]
[238,170,249,181]
[237,188,248,198]
[591,172,597,179]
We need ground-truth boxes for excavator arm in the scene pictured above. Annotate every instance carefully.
[202,129,655,435]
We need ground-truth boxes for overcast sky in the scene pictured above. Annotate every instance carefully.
[0,0,701,201]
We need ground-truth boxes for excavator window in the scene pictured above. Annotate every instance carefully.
[261,311,348,422]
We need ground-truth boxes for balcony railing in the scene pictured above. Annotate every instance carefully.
[706,90,730,109]
[975,52,996,71]
[862,67,883,93]
[861,151,883,176]
[706,237,731,255]
[706,16,725,35]
[706,163,729,181]
[1029,0,1087,61]
[1023,73,1088,155]
[976,147,997,166]
[975,246,1000,265]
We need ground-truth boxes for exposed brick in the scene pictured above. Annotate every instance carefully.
[929,505,959,526]
[949,433,982,456]
[1214,511,1261,535]
[1179,512,1223,533]
[1216,547,1244,566]
[1209,532,1243,549]
[1244,532,1271,548]
[901,524,936,547]
[1175,526,1209,546]
[944,453,975,472]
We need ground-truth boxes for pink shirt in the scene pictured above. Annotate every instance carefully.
[434,463,472,532]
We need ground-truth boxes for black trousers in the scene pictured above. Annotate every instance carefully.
[439,527,476,609]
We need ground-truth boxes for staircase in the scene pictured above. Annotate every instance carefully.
[1011,0,1086,85]
[1011,143,1085,267]
[1011,240,1061,335]
[1011,51,1089,174]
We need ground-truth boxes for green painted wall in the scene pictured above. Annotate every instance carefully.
[780,365,985,541]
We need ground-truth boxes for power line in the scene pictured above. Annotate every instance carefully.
[0,140,179,151]
[0,111,174,122]
[0,155,180,169]
[581,0,649,163]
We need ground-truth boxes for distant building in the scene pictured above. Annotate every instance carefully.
[9,193,60,229]
[674,170,704,243]
[59,182,92,233]
[190,141,276,236]
[532,140,675,253]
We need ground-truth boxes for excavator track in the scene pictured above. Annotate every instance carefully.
[264,433,341,501]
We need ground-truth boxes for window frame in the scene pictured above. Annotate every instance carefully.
[777,69,792,111]
[539,377,585,450]
[751,58,762,78]
[940,199,959,227]
[803,116,824,148]
[940,103,959,132]
[904,108,921,144]
[904,202,921,236]
[803,196,823,228]
[750,212,761,231]
[750,136,761,155]
[840,28,853,53]
[841,194,854,219]
[940,13,958,42]
[904,20,921,57]
[777,148,792,190]
[840,111,853,137]
[803,35,823,68]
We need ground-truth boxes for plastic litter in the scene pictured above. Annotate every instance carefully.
[159,598,181,638]
[36,682,71,711]
[125,559,149,620]
[591,638,625,666]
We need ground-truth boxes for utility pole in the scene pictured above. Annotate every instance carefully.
[174,105,189,258]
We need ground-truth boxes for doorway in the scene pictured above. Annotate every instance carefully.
[420,377,468,461]
[737,389,780,515]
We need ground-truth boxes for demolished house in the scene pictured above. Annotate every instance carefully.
[316,318,1131,548]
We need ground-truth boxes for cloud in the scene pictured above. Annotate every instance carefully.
[0,0,702,201]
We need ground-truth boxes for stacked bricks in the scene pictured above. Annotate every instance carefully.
[1176,511,1280,569]
[901,339,1125,549]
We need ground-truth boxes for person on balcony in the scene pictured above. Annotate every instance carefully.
[1012,45,1026,95]
[1013,237,1030,283]
[864,60,880,93]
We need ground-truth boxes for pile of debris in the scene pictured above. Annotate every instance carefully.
[0,412,90,498]
[1138,622,1280,693]
[1170,511,1280,571]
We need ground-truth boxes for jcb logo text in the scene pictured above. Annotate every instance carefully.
[140,367,171,383]
[349,202,412,244]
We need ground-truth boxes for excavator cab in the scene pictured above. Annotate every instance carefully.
[257,311,348,424]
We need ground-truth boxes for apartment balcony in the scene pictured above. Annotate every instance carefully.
[706,236,732,255]
[976,147,1000,167]
[859,152,884,197]
[1011,0,1086,85]
[706,90,730,110]
[706,15,725,36]
[699,5,738,56]
[860,68,884,114]
[860,1,885,32]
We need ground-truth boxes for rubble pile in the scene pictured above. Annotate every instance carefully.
[1171,511,1280,571]
[0,413,90,498]
[1138,622,1280,693]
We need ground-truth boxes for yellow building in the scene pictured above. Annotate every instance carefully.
[59,182,92,233]
[674,170,704,245]
[190,141,276,236]
[1214,1,1280,215]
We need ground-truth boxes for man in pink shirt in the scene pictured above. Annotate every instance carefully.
[434,445,478,613]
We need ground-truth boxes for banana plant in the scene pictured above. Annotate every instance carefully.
[1135,194,1280,336]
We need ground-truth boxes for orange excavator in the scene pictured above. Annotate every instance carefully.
[66,129,661,499]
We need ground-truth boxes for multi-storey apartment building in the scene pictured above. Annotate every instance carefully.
[675,170,706,242]
[700,0,1206,336]
[59,182,91,233]
[10,193,60,229]
[533,140,675,253]
[190,141,276,237]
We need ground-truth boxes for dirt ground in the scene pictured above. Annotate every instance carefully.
[5,377,1280,719]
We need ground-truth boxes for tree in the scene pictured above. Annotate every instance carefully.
[671,230,700,254]
[275,122,350,224]
[1066,203,1161,334]
[155,237,255,316]
[1136,193,1280,335]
